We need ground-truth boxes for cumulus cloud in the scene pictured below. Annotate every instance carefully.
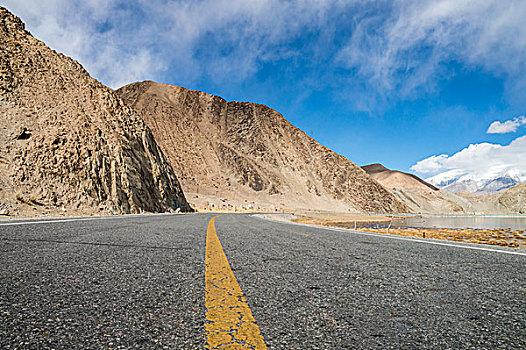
[487,116,526,134]
[410,136,526,179]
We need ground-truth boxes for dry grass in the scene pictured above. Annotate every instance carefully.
[355,227,523,248]
[293,215,402,227]
[293,216,525,248]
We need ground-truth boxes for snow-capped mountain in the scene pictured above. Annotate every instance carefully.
[426,168,526,194]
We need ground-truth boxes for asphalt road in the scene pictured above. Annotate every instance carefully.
[1,213,525,349]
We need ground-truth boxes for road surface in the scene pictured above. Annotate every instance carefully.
[1,213,525,349]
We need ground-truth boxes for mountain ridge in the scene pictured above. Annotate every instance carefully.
[426,169,525,194]
[362,163,439,191]
[362,164,525,214]
[117,81,410,213]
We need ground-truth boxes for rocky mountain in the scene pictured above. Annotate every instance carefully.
[457,183,526,214]
[488,183,526,214]
[0,7,192,216]
[117,81,410,213]
[426,169,525,194]
[361,163,438,191]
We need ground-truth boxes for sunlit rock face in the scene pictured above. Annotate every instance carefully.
[118,81,410,214]
[0,6,192,216]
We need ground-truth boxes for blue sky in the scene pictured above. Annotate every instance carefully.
[4,0,526,177]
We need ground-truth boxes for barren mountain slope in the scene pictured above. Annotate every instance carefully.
[388,188,474,214]
[361,164,526,214]
[0,7,191,216]
[361,164,475,214]
[458,184,526,214]
[362,163,438,191]
[117,81,409,213]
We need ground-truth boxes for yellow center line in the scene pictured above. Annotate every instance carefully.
[204,215,268,349]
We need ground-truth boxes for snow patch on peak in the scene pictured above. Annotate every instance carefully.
[426,169,525,194]
[413,135,526,194]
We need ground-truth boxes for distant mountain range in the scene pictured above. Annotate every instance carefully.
[363,164,526,214]
[426,169,526,194]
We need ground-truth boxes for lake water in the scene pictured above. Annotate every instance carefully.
[395,216,526,230]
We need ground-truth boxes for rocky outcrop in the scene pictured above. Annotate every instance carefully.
[0,7,192,216]
[117,81,409,213]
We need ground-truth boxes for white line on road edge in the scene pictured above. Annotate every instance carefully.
[254,214,526,257]
[0,213,178,226]
[0,217,123,226]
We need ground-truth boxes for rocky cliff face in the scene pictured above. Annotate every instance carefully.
[0,7,192,216]
[117,81,409,213]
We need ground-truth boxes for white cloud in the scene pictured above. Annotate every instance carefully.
[409,154,450,174]
[487,116,526,134]
[338,0,526,101]
[2,0,343,88]
[3,0,526,105]
[1,0,164,88]
[410,136,526,180]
